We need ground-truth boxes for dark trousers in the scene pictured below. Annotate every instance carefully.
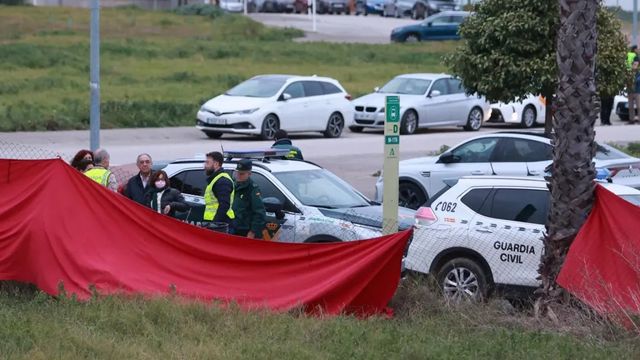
[600,96,614,125]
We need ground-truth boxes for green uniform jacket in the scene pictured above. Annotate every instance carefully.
[232,178,267,238]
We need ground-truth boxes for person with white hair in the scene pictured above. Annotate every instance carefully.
[84,148,118,192]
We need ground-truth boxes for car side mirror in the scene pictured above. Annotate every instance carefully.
[281,93,292,101]
[429,90,441,98]
[374,86,380,92]
[263,197,285,220]
[439,152,459,164]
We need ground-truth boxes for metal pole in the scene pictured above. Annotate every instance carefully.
[89,0,100,151]
[312,0,316,32]
[244,0,248,15]
[634,0,638,47]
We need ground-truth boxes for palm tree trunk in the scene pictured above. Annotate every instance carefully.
[537,0,599,317]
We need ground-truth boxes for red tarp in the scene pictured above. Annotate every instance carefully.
[0,159,410,316]
[558,185,640,319]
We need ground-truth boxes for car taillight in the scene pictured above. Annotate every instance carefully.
[345,94,352,101]
[607,163,640,177]
[415,207,438,227]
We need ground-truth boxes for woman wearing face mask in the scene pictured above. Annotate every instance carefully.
[145,170,189,218]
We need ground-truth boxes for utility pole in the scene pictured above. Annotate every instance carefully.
[312,0,317,32]
[89,0,101,151]
[634,0,638,47]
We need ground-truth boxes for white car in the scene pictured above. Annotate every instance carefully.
[220,0,244,12]
[196,75,354,140]
[407,176,640,301]
[375,132,640,209]
[487,94,546,129]
[351,73,491,134]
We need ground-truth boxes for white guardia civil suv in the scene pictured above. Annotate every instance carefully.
[407,176,640,301]
[196,75,354,140]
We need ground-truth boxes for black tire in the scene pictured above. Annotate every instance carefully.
[520,105,537,128]
[436,258,490,302]
[404,33,420,43]
[324,112,344,138]
[400,110,418,135]
[203,130,223,139]
[399,181,427,210]
[349,125,364,133]
[463,107,483,131]
[260,114,280,140]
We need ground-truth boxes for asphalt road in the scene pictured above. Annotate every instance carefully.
[3,123,639,198]
[249,13,414,43]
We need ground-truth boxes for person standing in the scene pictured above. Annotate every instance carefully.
[232,159,266,239]
[70,150,93,171]
[632,64,640,125]
[203,151,235,230]
[84,148,118,192]
[627,47,640,123]
[272,130,303,160]
[145,170,189,218]
[124,153,154,205]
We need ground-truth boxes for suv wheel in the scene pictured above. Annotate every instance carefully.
[324,112,344,138]
[436,258,489,302]
[203,130,223,139]
[399,182,427,210]
[400,110,418,135]
[260,114,279,140]
[520,105,537,128]
[463,107,483,131]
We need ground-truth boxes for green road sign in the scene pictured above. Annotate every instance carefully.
[385,135,400,145]
[386,96,400,123]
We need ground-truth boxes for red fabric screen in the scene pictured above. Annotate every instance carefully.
[557,185,640,319]
[0,159,410,316]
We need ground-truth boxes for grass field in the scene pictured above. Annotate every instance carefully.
[1,279,638,359]
[0,5,455,131]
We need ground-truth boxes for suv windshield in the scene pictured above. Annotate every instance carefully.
[622,195,640,206]
[379,78,431,95]
[274,169,370,209]
[595,143,629,160]
[225,77,287,98]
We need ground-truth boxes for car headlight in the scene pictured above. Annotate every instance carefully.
[391,28,399,34]
[233,108,259,114]
[379,107,385,113]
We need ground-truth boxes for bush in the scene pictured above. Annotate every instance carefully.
[172,4,225,18]
[0,0,26,5]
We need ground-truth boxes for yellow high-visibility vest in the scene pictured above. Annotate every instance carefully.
[204,172,235,221]
[84,167,111,186]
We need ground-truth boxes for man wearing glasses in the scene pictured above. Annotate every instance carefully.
[124,153,154,205]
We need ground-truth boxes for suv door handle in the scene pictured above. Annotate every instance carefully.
[471,170,485,175]
[475,227,493,234]
[529,170,541,176]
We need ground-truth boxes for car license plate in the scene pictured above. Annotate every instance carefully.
[356,114,373,120]
[207,117,227,125]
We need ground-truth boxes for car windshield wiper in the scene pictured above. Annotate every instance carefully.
[306,204,338,209]
[350,204,371,208]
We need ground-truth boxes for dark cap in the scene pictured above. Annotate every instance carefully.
[236,159,252,172]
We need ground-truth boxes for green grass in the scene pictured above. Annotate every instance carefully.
[0,6,455,131]
[1,279,638,359]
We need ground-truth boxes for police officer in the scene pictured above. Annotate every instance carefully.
[232,159,267,239]
[84,148,118,192]
[272,130,303,160]
[203,151,235,231]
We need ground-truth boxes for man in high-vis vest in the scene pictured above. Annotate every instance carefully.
[84,148,118,192]
[203,151,235,229]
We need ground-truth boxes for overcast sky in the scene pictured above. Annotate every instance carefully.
[605,0,638,11]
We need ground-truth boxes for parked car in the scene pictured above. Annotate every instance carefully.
[196,74,354,140]
[162,150,416,243]
[390,11,469,42]
[615,94,630,121]
[248,0,295,12]
[382,0,417,17]
[351,73,490,135]
[316,0,350,14]
[488,95,546,129]
[411,0,458,19]
[407,176,640,301]
[374,131,640,209]
[355,0,385,15]
[220,0,244,12]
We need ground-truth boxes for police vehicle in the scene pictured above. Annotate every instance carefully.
[161,149,416,242]
[406,176,640,302]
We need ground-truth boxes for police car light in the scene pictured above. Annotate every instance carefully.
[595,167,611,180]
[223,149,291,160]
[415,206,438,227]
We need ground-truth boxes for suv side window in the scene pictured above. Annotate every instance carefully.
[251,173,299,213]
[170,171,187,193]
[430,79,449,96]
[451,137,499,163]
[176,170,208,197]
[461,188,492,213]
[283,82,305,99]
[321,82,342,95]
[492,138,553,163]
[303,81,324,97]
[490,189,549,225]
[451,15,466,24]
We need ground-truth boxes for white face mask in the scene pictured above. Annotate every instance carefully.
[155,181,166,189]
